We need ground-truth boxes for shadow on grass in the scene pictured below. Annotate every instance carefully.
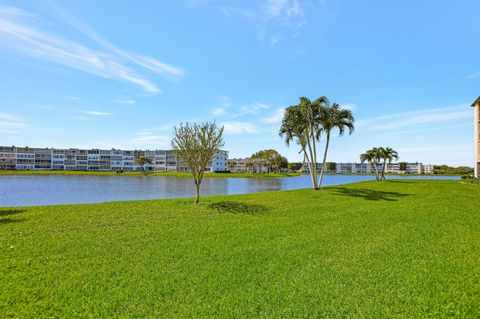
[383,180,417,184]
[0,209,26,217]
[0,218,26,224]
[209,201,269,215]
[0,209,26,224]
[328,187,412,201]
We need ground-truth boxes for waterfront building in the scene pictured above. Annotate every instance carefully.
[302,161,432,175]
[472,96,480,178]
[0,146,229,172]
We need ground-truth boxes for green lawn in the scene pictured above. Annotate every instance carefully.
[0,170,300,178]
[1,180,479,318]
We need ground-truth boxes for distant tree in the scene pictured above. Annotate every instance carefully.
[134,156,153,172]
[171,122,224,204]
[317,103,354,188]
[251,149,288,173]
[399,162,408,174]
[326,162,336,172]
[360,148,381,181]
[288,162,303,171]
[378,147,399,180]
[433,165,474,175]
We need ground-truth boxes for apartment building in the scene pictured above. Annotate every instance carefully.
[472,96,480,178]
[0,146,229,172]
[229,158,247,173]
[303,161,433,175]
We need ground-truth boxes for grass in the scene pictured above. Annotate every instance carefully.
[0,170,301,178]
[1,180,479,318]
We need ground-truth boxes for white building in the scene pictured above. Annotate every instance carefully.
[302,161,433,175]
[0,146,229,173]
[472,96,480,178]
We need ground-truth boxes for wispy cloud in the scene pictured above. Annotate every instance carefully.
[263,107,285,124]
[128,131,170,145]
[222,121,259,134]
[467,71,480,79]
[64,96,80,100]
[238,102,270,116]
[212,97,269,119]
[0,112,28,133]
[356,104,471,132]
[0,5,184,93]
[212,96,232,116]
[115,99,136,105]
[82,110,112,116]
[49,5,185,81]
[211,0,310,43]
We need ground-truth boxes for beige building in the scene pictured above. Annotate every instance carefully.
[472,96,480,178]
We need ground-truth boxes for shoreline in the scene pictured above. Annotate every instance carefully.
[0,170,461,178]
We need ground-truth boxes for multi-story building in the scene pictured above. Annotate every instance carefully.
[229,158,247,173]
[303,161,432,175]
[0,146,229,172]
[472,96,480,178]
[422,164,434,174]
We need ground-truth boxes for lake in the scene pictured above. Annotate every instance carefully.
[1,174,459,207]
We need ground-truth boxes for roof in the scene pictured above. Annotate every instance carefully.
[471,96,480,107]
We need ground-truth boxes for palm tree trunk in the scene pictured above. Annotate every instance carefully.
[305,129,318,190]
[309,126,320,190]
[319,131,330,188]
[381,160,386,180]
[372,161,379,181]
[303,149,316,190]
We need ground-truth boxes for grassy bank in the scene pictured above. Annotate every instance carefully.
[1,180,479,317]
[0,170,300,178]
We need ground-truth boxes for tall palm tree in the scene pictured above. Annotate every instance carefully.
[280,97,328,189]
[360,148,381,180]
[317,103,354,188]
[379,147,399,180]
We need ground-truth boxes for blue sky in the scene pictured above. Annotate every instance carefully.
[0,0,478,166]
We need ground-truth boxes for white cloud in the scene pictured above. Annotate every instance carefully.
[238,102,270,116]
[270,33,283,44]
[0,112,28,133]
[467,71,480,79]
[82,110,112,116]
[0,5,184,93]
[213,107,226,116]
[356,104,471,132]
[49,4,185,81]
[212,96,232,116]
[263,107,285,124]
[63,96,79,100]
[214,0,309,42]
[129,131,170,145]
[222,121,259,134]
[115,99,136,105]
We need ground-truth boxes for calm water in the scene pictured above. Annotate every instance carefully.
[1,174,459,207]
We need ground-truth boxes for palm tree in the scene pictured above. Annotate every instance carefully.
[360,148,381,180]
[378,147,399,180]
[317,103,354,188]
[279,97,328,189]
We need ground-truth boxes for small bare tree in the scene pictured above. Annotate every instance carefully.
[171,122,224,204]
